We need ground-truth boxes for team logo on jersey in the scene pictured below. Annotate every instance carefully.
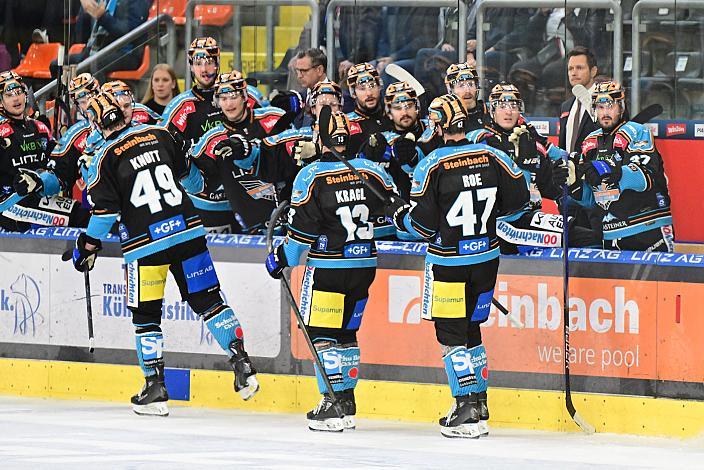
[205,133,229,158]
[349,122,362,135]
[173,101,196,132]
[0,123,13,138]
[458,237,490,255]
[343,242,372,258]
[148,215,186,240]
[258,114,281,133]
[581,138,597,153]
[238,180,276,201]
[613,134,628,149]
[35,120,50,135]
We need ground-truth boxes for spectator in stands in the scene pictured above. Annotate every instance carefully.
[50,0,151,83]
[508,8,607,113]
[141,63,179,115]
[374,8,440,89]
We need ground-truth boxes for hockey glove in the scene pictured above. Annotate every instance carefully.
[13,169,44,196]
[213,134,251,161]
[392,133,419,166]
[508,125,532,159]
[270,90,303,114]
[293,139,319,166]
[72,232,102,272]
[385,196,411,231]
[582,160,621,187]
[265,244,288,279]
[361,132,388,162]
[552,158,577,188]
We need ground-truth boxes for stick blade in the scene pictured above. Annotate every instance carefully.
[385,63,426,97]
[571,410,596,434]
[632,104,663,124]
[89,337,95,354]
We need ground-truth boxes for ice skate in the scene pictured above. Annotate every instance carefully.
[229,339,260,400]
[307,394,345,432]
[439,394,480,439]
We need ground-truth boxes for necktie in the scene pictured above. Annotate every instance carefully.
[570,100,582,153]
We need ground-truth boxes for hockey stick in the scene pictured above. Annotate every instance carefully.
[61,249,95,353]
[560,155,594,434]
[631,104,663,124]
[320,105,521,326]
[266,201,344,419]
[385,63,426,97]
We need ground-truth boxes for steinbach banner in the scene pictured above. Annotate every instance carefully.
[290,268,704,385]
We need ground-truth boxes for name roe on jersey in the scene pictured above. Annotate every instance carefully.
[462,173,483,188]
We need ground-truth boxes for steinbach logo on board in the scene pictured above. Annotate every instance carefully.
[291,269,656,381]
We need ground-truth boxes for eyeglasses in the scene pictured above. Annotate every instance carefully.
[295,66,316,75]
[495,101,520,110]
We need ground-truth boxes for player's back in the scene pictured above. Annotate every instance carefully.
[410,141,528,265]
[89,124,204,261]
[289,156,395,267]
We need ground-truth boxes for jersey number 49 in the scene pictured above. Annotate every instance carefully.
[131,164,183,214]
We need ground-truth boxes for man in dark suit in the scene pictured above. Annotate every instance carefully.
[559,46,598,154]
[559,46,601,239]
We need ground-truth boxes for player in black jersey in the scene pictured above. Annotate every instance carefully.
[345,63,392,155]
[190,70,288,233]
[71,93,259,416]
[266,110,398,432]
[0,71,91,230]
[444,63,488,132]
[389,94,528,438]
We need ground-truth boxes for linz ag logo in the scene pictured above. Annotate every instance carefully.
[666,123,686,137]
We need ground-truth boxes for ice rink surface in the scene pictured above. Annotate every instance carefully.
[0,396,702,469]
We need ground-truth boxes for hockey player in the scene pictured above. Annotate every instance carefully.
[346,63,392,155]
[467,83,599,252]
[71,93,259,416]
[0,71,87,231]
[44,73,101,207]
[161,37,223,158]
[572,81,674,251]
[101,80,160,126]
[361,81,440,200]
[189,70,288,233]
[265,110,398,432]
[388,94,529,438]
[237,79,344,202]
[444,63,488,131]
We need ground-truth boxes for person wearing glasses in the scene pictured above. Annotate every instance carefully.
[466,83,599,253]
